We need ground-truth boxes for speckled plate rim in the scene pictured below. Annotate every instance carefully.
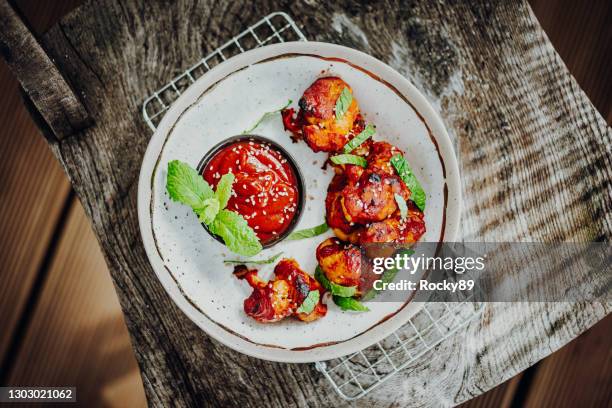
[138,41,461,363]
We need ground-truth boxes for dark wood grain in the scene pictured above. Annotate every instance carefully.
[7,0,609,406]
[0,0,91,140]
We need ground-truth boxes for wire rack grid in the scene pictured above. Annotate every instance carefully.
[141,12,484,401]
[314,299,482,400]
[142,12,306,130]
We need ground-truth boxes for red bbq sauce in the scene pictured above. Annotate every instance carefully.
[202,140,300,245]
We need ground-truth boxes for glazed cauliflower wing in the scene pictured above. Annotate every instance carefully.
[340,171,409,224]
[316,238,362,288]
[237,259,327,323]
[360,202,426,245]
[282,77,364,152]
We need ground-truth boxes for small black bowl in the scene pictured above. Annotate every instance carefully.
[197,135,305,249]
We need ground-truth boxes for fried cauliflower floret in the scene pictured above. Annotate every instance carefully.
[236,259,327,323]
[316,238,362,288]
[273,259,328,322]
[325,173,362,243]
[325,141,414,242]
[340,171,410,224]
[361,218,401,243]
[360,203,426,245]
[282,77,364,152]
[366,141,404,175]
[343,163,366,184]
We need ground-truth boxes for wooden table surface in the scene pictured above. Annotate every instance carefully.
[2,0,610,406]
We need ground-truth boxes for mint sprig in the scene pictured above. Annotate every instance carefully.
[223,252,283,265]
[343,124,375,153]
[330,154,367,168]
[166,160,262,257]
[333,295,369,312]
[197,198,220,225]
[390,154,426,211]
[214,172,235,209]
[394,193,408,221]
[315,266,357,298]
[335,87,353,122]
[297,290,320,314]
[167,159,214,207]
[286,222,329,241]
[242,99,292,134]
[209,209,262,256]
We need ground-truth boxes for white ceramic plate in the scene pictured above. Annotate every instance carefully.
[138,42,461,362]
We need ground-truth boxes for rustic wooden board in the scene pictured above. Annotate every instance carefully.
[5,200,146,407]
[0,0,91,140]
[16,0,609,406]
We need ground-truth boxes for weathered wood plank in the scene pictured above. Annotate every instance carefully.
[5,200,146,407]
[0,0,91,140]
[23,0,611,406]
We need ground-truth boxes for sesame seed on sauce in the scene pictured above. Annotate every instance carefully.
[201,140,299,244]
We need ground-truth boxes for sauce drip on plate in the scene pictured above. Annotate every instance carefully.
[203,140,299,245]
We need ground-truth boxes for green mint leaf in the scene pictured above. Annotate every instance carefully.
[166,160,214,209]
[333,295,369,312]
[343,124,375,153]
[362,248,414,301]
[315,266,357,297]
[335,87,353,122]
[215,173,235,209]
[286,222,329,241]
[330,154,367,168]
[167,161,261,256]
[223,252,283,265]
[242,99,292,134]
[394,193,408,221]
[297,290,320,314]
[196,198,220,225]
[209,209,262,256]
[390,154,426,211]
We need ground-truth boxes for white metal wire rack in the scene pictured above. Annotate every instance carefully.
[142,12,307,130]
[141,12,483,401]
[314,300,482,400]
